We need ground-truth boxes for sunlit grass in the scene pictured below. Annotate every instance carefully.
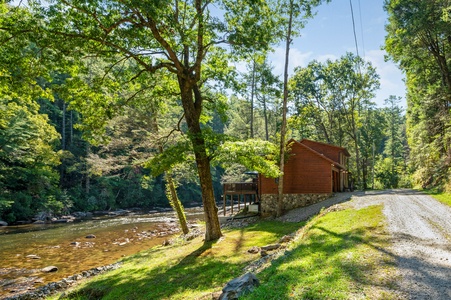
[50,206,401,300]
[52,221,301,300]
[242,206,401,300]
[424,189,451,207]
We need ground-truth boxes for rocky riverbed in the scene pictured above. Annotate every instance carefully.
[0,208,204,299]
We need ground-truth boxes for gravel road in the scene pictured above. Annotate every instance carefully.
[279,189,451,299]
[350,189,451,299]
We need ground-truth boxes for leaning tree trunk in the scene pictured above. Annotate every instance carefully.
[178,78,222,241]
[151,115,189,235]
[165,172,189,234]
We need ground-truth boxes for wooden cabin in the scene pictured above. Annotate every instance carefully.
[259,139,351,194]
[222,139,351,216]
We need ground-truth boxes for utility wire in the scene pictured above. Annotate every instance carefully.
[357,0,366,59]
[349,0,360,58]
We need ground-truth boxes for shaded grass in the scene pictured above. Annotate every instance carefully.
[242,206,401,300]
[52,221,301,300]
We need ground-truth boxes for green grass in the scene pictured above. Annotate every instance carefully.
[242,206,400,300]
[424,189,451,207]
[52,221,301,300]
[53,205,400,300]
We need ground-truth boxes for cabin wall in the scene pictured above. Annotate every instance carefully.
[259,143,332,194]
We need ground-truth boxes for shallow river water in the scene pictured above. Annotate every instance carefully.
[0,208,204,298]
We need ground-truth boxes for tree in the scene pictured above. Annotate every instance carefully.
[0,3,62,222]
[276,0,328,217]
[290,53,380,189]
[11,0,284,241]
[385,0,451,189]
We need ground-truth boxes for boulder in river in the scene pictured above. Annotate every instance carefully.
[0,220,7,226]
[85,234,96,239]
[26,254,41,259]
[42,266,58,273]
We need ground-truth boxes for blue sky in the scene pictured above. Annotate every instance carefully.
[269,0,406,108]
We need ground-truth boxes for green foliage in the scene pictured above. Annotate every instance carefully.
[290,53,382,189]
[212,139,280,178]
[0,97,61,221]
[385,0,451,190]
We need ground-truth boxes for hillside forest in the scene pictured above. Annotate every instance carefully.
[0,1,450,236]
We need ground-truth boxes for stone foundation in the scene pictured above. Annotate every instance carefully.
[260,193,332,217]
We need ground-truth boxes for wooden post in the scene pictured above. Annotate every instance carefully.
[223,190,226,216]
[231,195,234,215]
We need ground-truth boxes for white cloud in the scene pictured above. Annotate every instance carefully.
[269,46,313,76]
[364,49,406,107]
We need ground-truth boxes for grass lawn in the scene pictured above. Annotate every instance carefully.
[242,205,400,300]
[53,205,400,300]
[52,221,301,300]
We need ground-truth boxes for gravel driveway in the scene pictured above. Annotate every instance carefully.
[350,189,451,299]
[279,189,451,299]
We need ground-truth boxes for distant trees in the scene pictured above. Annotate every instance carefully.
[0,5,62,222]
[3,0,435,227]
[290,53,384,189]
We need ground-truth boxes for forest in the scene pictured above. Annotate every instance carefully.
[0,1,449,238]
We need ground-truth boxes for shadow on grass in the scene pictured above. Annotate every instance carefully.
[61,242,236,300]
[61,221,299,300]
[243,208,399,299]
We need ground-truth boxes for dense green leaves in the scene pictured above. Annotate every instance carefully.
[385,0,451,189]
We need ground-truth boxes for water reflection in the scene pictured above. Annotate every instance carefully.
[0,208,204,297]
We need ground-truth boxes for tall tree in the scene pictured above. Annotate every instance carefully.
[385,0,451,189]
[276,0,327,217]
[0,4,62,222]
[290,54,380,188]
[12,0,281,241]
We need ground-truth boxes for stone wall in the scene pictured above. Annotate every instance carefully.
[260,193,332,217]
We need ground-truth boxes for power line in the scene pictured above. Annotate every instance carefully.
[349,0,360,58]
[357,0,366,59]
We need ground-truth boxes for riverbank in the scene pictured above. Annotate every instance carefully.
[42,194,401,299]
[0,208,205,299]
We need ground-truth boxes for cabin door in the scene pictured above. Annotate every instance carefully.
[332,170,339,192]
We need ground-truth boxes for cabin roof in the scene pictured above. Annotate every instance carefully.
[288,139,347,170]
[299,138,351,157]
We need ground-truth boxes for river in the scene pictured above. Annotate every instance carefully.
[0,208,205,298]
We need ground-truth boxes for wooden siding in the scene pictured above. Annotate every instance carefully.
[260,142,332,194]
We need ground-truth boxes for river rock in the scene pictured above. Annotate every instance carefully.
[247,246,260,254]
[219,272,259,300]
[70,241,80,246]
[85,234,96,239]
[0,220,7,226]
[53,218,73,223]
[33,220,45,224]
[26,254,41,259]
[279,235,294,243]
[261,244,281,251]
[41,266,58,273]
